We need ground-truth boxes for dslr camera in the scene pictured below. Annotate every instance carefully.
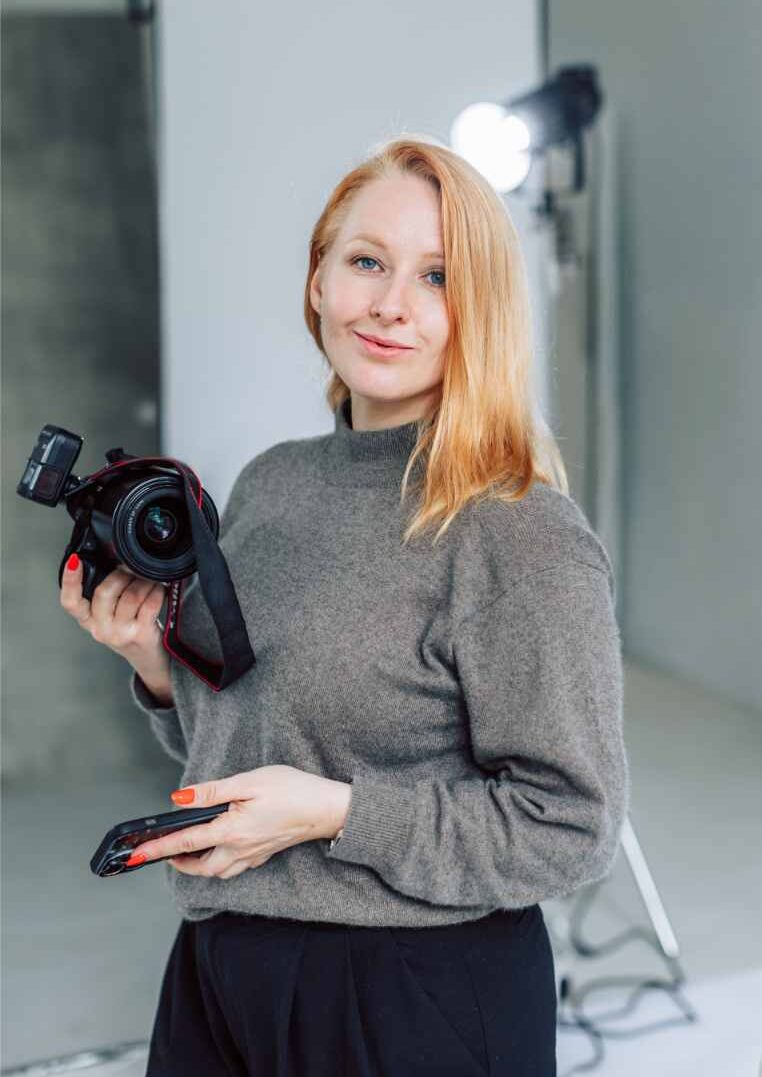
[17,423,255,690]
[17,424,219,599]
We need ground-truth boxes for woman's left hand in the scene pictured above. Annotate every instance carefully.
[126,765,351,879]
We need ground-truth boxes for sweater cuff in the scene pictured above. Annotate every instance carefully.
[129,668,177,715]
[129,668,187,765]
[324,774,416,872]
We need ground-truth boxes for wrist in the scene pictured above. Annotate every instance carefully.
[319,778,352,841]
[133,664,173,708]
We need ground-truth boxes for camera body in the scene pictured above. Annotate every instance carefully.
[18,424,219,601]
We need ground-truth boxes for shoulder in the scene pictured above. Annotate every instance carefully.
[474,479,611,569]
[463,478,614,591]
[223,430,335,522]
[219,433,328,534]
[232,430,329,487]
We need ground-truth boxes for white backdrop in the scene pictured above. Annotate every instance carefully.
[155,0,547,510]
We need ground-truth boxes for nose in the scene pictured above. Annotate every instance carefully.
[371,273,413,323]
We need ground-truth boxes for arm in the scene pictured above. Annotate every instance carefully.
[136,667,173,708]
[129,665,187,765]
[325,560,630,910]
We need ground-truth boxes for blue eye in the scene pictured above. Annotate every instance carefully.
[350,255,446,289]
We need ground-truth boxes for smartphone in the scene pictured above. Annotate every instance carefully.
[90,803,230,877]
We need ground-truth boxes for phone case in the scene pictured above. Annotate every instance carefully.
[90,803,230,877]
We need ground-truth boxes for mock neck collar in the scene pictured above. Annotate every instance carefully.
[322,397,425,487]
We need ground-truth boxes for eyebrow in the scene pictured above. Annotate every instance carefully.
[345,232,445,261]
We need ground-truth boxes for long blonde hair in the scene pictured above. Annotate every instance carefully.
[303,133,569,546]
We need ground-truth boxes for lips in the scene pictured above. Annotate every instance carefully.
[355,332,412,349]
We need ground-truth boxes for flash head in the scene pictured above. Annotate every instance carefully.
[17,425,83,506]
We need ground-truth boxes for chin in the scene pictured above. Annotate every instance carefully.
[348,376,411,399]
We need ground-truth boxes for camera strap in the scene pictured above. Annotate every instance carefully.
[83,452,256,692]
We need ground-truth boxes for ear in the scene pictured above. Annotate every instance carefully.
[309,261,323,316]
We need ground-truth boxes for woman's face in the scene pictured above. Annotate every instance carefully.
[309,173,449,430]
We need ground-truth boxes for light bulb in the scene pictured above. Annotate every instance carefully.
[450,102,532,193]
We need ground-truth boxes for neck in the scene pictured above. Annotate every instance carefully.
[349,391,439,431]
[322,397,426,488]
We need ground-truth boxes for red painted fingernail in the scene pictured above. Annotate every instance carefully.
[171,788,195,805]
[126,852,146,867]
[66,553,80,571]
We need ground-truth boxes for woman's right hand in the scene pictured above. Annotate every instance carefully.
[59,554,171,689]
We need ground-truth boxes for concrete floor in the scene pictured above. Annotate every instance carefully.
[2,657,761,1075]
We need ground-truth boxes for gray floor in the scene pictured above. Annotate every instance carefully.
[2,657,761,1075]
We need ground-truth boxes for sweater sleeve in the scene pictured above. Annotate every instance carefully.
[325,559,630,910]
[129,664,188,765]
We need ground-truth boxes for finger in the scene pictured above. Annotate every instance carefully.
[132,817,231,863]
[136,583,168,630]
[114,576,162,626]
[169,850,251,879]
[216,859,250,880]
[173,772,256,808]
[167,849,236,877]
[60,556,93,628]
[90,567,148,623]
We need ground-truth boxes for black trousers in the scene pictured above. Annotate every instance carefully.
[146,904,557,1076]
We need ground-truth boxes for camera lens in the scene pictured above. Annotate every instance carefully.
[143,504,177,544]
[112,473,218,578]
[136,498,187,556]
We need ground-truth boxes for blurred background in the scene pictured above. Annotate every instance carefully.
[1,0,760,1074]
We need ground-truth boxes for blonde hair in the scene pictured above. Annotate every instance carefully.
[303,133,569,546]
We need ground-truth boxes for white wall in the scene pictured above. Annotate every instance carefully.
[552,0,762,712]
[156,0,545,510]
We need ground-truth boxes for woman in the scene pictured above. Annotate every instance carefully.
[61,135,629,1075]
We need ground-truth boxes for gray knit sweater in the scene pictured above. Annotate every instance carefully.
[129,398,630,928]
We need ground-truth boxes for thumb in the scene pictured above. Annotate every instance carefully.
[170,773,252,807]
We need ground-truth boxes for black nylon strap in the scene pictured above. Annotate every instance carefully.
[163,461,256,690]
